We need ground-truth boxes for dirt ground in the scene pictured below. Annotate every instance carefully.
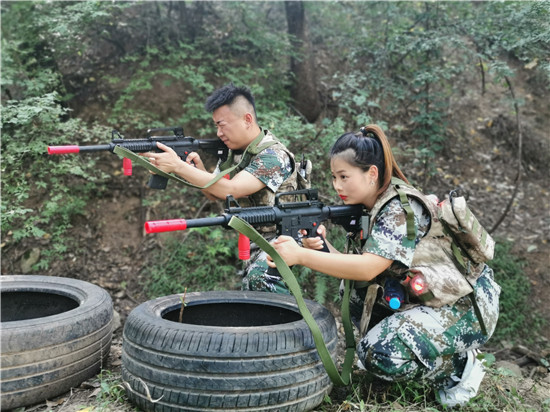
[3,69,550,410]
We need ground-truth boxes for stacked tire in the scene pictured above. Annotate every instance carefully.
[0,275,114,410]
[122,291,337,412]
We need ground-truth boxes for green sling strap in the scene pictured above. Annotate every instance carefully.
[391,177,416,241]
[113,132,277,190]
[228,216,356,387]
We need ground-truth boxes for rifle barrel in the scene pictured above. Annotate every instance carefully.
[47,144,112,154]
[145,216,229,233]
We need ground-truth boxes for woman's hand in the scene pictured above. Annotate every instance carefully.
[267,236,302,268]
[301,225,327,250]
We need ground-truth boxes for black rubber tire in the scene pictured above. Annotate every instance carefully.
[0,275,114,410]
[122,291,338,412]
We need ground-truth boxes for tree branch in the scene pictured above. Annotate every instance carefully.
[489,76,523,234]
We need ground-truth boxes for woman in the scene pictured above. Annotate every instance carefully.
[267,124,500,406]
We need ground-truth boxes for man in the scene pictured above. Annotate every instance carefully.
[145,83,298,293]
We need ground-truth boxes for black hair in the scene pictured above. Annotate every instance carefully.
[204,83,256,115]
[330,131,385,175]
[330,124,408,194]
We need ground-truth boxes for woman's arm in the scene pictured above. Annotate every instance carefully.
[268,235,392,282]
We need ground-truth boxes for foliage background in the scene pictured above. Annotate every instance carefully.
[1,1,549,410]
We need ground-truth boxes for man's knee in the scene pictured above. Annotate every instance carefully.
[242,263,289,294]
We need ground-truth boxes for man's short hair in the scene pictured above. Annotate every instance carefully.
[205,83,257,119]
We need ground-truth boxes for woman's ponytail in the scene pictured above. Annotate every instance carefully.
[360,124,408,195]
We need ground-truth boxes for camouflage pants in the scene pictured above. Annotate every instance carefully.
[356,266,500,387]
[241,246,290,295]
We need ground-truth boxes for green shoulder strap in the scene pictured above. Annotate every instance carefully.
[113,132,276,189]
[391,177,416,241]
[228,216,356,387]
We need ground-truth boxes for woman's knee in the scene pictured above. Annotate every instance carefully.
[357,327,421,381]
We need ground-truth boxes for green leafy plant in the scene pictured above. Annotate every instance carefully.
[1,93,111,270]
[87,369,133,411]
[489,240,545,344]
[143,226,240,298]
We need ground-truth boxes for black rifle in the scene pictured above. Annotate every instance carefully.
[47,126,228,189]
[145,189,364,257]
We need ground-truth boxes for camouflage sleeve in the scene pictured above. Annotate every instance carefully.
[244,147,293,192]
[364,197,431,267]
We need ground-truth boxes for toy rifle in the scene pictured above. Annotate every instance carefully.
[145,188,364,259]
[47,126,228,189]
[146,188,365,385]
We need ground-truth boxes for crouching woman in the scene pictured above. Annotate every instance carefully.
[267,124,501,407]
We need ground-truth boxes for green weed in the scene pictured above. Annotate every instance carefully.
[143,226,240,298]
[490,240,546,345]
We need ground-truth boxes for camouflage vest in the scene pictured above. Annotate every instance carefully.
[365,178,485,309]
[219,130,298,208]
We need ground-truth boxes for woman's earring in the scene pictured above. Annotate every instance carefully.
[370,181,375,186]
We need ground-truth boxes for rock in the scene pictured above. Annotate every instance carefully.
[20,248,41,273]
[495,360,523,377]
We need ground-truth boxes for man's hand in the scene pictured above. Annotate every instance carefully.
[184,151,206,170]
[142,142,184,174]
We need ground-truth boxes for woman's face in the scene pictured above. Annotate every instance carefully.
[331,155,378,208]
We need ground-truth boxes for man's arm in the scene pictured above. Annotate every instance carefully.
[144,142,266,200]
[201,169,266,200]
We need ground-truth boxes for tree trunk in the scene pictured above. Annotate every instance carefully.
[284,1,322,122]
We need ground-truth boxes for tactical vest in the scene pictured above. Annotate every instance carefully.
[219,129,298,208]
[362,179,485,309]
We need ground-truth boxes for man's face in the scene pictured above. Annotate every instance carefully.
[212,105,249,150]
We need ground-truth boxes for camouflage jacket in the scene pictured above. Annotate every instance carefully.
[217,130,297,208]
